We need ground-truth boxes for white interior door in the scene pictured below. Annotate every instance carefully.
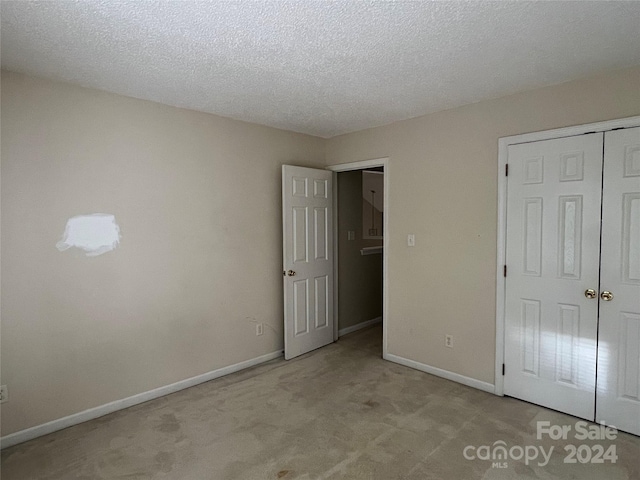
[504,133,604,420]
[596,127,640,435]
[282,165,334,360]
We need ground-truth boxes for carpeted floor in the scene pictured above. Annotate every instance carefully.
[2,324,639,479]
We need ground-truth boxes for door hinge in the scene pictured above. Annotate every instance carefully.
[505,164,509,176]
[502,364,505,376]
[503,265,507,277]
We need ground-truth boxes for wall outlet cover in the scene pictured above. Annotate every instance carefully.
[445,335,453,348]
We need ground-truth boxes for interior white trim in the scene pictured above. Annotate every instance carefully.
[494,115,640,396]
[328,157,389,357]
[503,115,640,146]
[338,316,382,337]
[331,170,339,342]
[328,158,389,172]
[385,353,495,394]
[495,137,508,396]
[0,349,283,450]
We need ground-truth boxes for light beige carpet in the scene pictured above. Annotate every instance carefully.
[2,324,639,479]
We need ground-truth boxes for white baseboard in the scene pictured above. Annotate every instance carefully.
[0,349,283,450]
[384,353,495,394]
[338,316,382,337]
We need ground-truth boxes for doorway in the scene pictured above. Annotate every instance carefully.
[334,168,384,352]
[328,158,389,356]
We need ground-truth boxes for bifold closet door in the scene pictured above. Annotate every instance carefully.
[503,133,604,420]
[596,127,640,436]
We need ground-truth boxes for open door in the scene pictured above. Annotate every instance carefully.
[282,165,334,359]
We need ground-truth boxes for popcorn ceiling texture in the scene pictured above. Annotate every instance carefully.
[2,1,640,138]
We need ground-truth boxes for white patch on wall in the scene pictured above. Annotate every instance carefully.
[56,214,121,257]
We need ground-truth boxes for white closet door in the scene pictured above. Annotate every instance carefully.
[596,127,640,436]
[504,133,604,420]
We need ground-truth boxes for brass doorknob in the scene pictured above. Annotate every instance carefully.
[600,291,613,301]
[584,289,597,299]
[287,270,296,277]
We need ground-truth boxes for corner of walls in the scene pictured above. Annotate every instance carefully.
[0,71,325,439]
[324,65,640,389]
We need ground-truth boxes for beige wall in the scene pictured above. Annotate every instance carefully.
[337,171,383,331]
[0,71,325,436]
[326,66,640,385]
[2,65,639,439]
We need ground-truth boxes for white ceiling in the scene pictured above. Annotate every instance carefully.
[2,1,640,138]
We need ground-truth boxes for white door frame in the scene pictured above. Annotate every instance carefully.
[327,157,389,357]
[495,115,640,396]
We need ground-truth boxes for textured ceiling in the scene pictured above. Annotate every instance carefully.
[2,1,640,138]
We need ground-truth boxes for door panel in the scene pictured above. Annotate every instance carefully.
[504,133,604,420]
[283,165,334,360]
[596,127,640,435]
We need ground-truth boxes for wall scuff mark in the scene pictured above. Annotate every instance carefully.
[56,214,121,256]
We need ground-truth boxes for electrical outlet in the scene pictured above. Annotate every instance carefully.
[407,234,415,247]
[0,385,8,404]
[445,335,453,348]
[256,323,264,336]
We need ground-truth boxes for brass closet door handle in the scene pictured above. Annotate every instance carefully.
[601,291,613,301]
[584,289,597,299]
[287,270,296,277]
